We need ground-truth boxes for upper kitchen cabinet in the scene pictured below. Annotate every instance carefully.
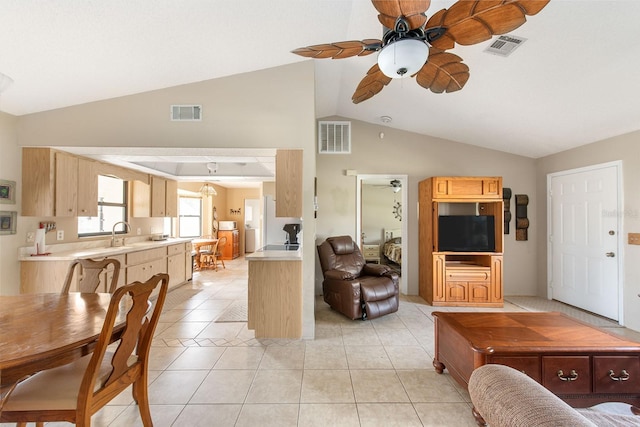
[22,148,97,217]
[275,149,303,218]
[131,176,178,218]
[152,176,178,217]
[77,158,99,216]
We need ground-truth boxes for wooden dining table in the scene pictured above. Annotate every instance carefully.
[0,292,127,388]
[191,238,218,270]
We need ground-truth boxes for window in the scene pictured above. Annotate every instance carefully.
[179,196,202,237]
[78,175,128,236]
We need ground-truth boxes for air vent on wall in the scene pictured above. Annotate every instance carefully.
[484,34,527,57]
[318,121,351,154]
[171,105,202,121]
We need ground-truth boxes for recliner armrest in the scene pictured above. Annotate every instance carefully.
[362,264,390,276]
[324,269,356,280]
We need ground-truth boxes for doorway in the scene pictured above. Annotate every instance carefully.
[547,161,622,322]
[356,174,408,294]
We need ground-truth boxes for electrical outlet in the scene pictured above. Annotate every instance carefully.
[56,230,64,241]
[26,232,35,243]
[629,233,640,245]
[137,228,142,235]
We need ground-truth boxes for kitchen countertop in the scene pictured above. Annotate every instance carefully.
[245,244,302,261]
[19,238,192,262]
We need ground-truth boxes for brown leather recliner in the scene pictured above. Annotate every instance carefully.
[317,236,399,320]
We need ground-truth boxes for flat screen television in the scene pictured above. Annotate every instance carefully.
[438,215,495,252]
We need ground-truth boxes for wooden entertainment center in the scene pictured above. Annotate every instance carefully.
[418,176,504,307]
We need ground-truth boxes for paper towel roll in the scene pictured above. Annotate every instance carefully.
[35,228,46,255]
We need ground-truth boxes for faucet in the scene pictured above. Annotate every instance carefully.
[111,221,131,247]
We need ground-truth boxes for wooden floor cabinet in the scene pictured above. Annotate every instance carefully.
[419,176,504,307]
[218,229,240,260]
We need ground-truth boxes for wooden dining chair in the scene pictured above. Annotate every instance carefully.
[61,258,121,293]
[197,242,215,270]
[0,273,169,427]
[214,236,227,271]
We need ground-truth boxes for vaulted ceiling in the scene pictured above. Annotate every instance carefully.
[2,1,639,169]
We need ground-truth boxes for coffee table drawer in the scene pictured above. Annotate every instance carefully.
[542,356,591,394]
[489,356,541,383]
[594,356,640,394]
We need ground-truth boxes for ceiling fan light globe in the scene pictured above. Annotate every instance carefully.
[377,39,429,79]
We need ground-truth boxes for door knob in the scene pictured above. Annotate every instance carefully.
[606,252,615,257]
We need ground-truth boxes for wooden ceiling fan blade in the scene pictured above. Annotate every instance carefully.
[372,0,430,30]
[292,39,382,59]
[427,0,550,50]
[352,64,392,104]
[415,49,470,93]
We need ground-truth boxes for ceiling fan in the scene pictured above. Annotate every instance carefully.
[372,179,403,192]
[292,0,550,104]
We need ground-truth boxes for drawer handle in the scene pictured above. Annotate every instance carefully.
[557,369,579,381]
[609,369,630,381]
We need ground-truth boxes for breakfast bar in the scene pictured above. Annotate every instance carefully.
[246,244,302,339]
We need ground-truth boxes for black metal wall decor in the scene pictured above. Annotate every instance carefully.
[503,187,512,234]
[515,194,529,241]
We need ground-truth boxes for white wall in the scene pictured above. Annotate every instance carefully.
[536,130,640,331]
[315,116,539,297]
[0,112,20,295]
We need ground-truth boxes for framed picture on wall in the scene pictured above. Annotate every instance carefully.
[0,211,17,235]
[0,179,16,204]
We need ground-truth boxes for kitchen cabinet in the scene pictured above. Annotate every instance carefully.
[165,179,178,217]
[167,243,187,288]
[125,247,167,284]
[22,148,100,217]
[247,259,302,338]
[275,149,302,217]
[20,242,190,294]
[77,158,99,216]
[22,148,89,217]
[55,151,78,217]
[151,176,167,217]
[131,176,177,218]
[419,176,504,307]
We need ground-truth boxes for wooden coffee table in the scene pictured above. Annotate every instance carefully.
[433,311,640,407]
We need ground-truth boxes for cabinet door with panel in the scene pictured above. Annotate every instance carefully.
[433,177,502,199]
[275,149,303,217]
[167,253,186,288]
[165,179,178,217]
[151,176,167,217]
[77,158,99,217]
[22,148,55,216]
[55,151,79,217]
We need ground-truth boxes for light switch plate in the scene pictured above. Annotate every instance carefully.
[629,233,640,245]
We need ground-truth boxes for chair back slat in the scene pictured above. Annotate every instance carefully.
[62,258,121,293]
[79,273,168,402]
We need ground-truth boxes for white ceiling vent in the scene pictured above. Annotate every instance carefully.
[318,121,351,154]
[484,35,527,57]
[171,105,202,121]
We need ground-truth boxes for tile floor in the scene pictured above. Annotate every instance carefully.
[16,255,640,426]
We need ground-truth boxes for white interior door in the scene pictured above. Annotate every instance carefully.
[548,162,621,321]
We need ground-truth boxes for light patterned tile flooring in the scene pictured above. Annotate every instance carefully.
[24,255,640,426]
